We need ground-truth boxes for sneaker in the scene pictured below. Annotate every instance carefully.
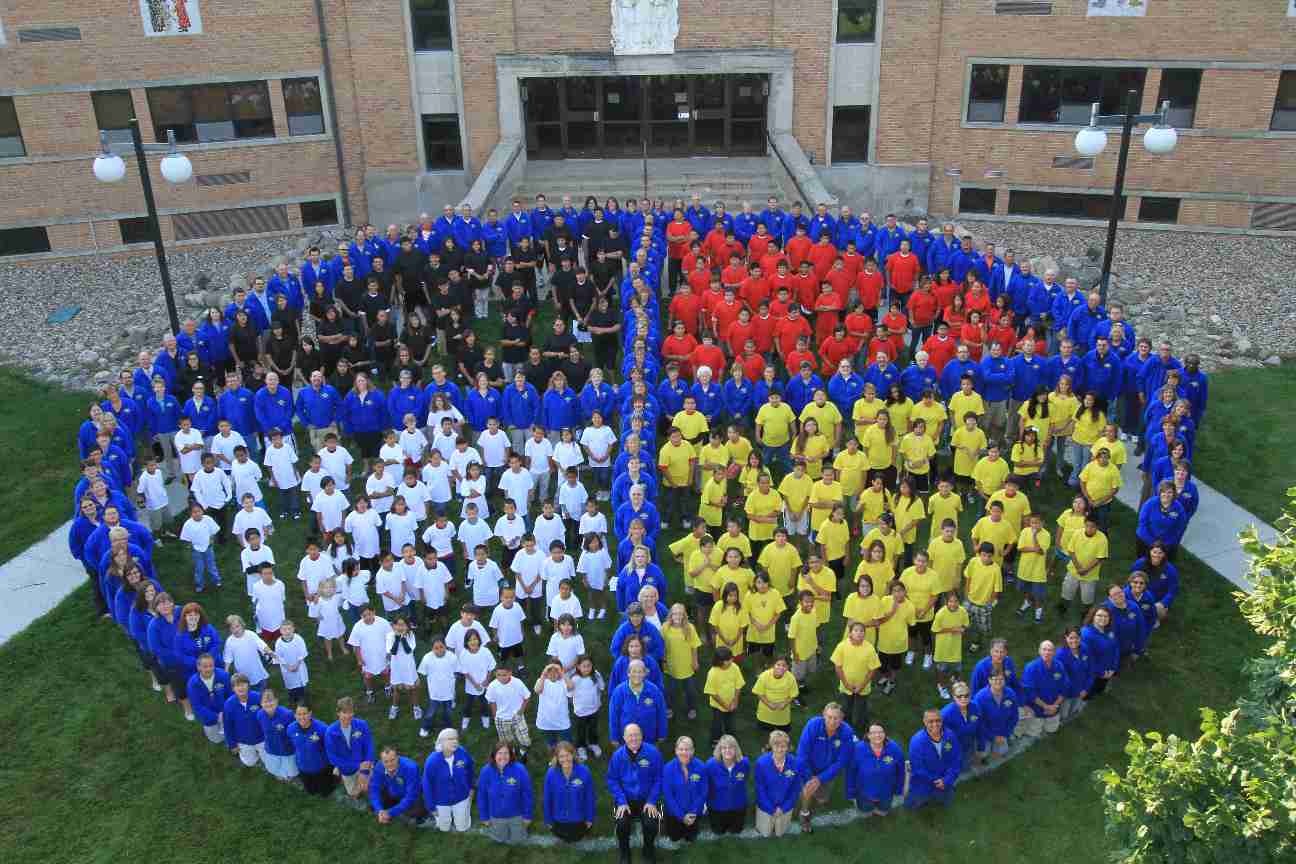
[418,727,430,738]
[365,691,376,705]
[388,705,399,720]
[184,711,195,722]
[938,684,950,700]
[589,744,603,758]
[1034,608,1044,623]
[587,608,596,620]
[800,811,814,834]
[577,746,589,762]
[194,586,204,594]
[968,642,980,654]
[666,709,674,720]
[904,651,915,666]
[1015,605,1027,618]
[533,624,542,635]
[598,608,607,619]
[923,654,933,670]
[482,716,491,729]
[687,709,697,720]
[461,718,470,730]
[413,706,424,720]
[152,680,163,692]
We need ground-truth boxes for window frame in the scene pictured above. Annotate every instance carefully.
[283,77,326,136]
[1155,68,1201,129]
[118,217,156,245]
[1007,190,1126,220]
[1272,71,1296,132]
[967,64,1009,123]
[0,96,27,158]
[300,200,340,227]
[830,105,871,164]
[410,0,453,52]
[1019,66,1147,125]
[421,113,464,171]
[836,0,877,44]
[92,90,137,145]
[0,226,51,256]
[958,187,998,215]
[1137,196,1180,224]
[146,82,276,144]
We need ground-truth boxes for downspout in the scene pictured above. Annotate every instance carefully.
[313,0,353,226]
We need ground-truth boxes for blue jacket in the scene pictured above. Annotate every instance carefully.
[609,654,664,693]
[146,394,181,438]
[182,395,219,437]
[175,624,224,676]
[615,563,668,614]
[1134,557,1179,609]
[908,230,935,270]
[972,686,1020,746]
[614,501,661,545]
[152,350,181,394]
[1081,625,1120,679]
[1056,644,1094,698]
[543,763,596,825]
[579,382,616,425]
[832,216,861,252]
[342,387,388,435]
[796,716,855,784]
[733,212,757,246]
[256,705,296,756]
[1136,497,1188,547]
[423,747,475,807]
[540,388,580,432]
[611,471,656,515]
[607,743,663,806]
[254,385,295,435]
[1020,658,1070,716]
[610,617,665,665]
[147,614,181,669]
[1125,585,1160,632]
[753,752,803,814]
[826,373,866,419]
[863,363,900,398]
[655,378,689,417]
[758,208,785,241]
[451,216,483,250]
[1177,480,1200,522]
[846,739,905,805]
[807,214,836,243]
[301,259,335,296]
[531,206,555,242]
[325,718,375,775]
[1046,352,1084,392]
[1050,290,1084,334]
[1138,356,1184,403]
[949,248,977,285]
[295,384,341,429]
[940,701,981,758]
[722,378,754,420]
[101,397,144,438]
[67,514,99,563]
[288,718,332,774]
[424,379,463,410]
[463,388,501,430]
[199,320,232,367]
[876,226,907,262]
[785,374,823,416]
[267,272,304,311]
[1181,369,1209,424]
[608,681,668,744]
[705,756,750,812]
[690,381,723,424]
[685,205,713,237]
[1104,599,1149,657]
[501,383,540,430]
[505,211,533,248]
[129,605,155,651]
[481,220,508,258]
[371,756,424,817]
[186,670,231,725]
[1067,304,1108,351]
[98,445,135,493]
[1081,348,1123,403]
[222,691,264,747]
[906,729,960,801]
[1008,272,1044,318]
[1009,354,1046,402]
[217,387,258,437]
[900,363,939,401]
[662,757,709,819]
[970,655,1018,695]
[938,358,980,400]
[974,256,1006,301]
[978,355,1013,402]
[751,376,785,412]
[926,236,960,276]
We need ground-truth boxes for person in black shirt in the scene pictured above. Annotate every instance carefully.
[429,280,458,351]
[505,283,535,328]
[495,257,518,305]
[599,225,628,272]
[499,308,531,382]
[543,318,577,365]
[400,314,434,369]
[393,345,422,386]
[177,350,215,400]
[359,277,392,337]
[560,344,590,394]
[512,237,538,303]
[462,238,494,320]
[445,269,469,322]
[394,236,428,318]
[443,308,468,362]
[344,333,378,379]
[368,308,397,378]
[585,294,621,373]
[271,293,300,346]
[455,329,484,387]
[307,279,333,322]
[475,345,506,390]
[589,247,620,302]
[543,214,574,262]
[439,237,464,272]
[424,252,449,304]
[549,257,577,318]
[228,308,260,377]
[582,208,611,263]
[523,346,550,393]
[548,234,579,286]
[298,336,325,381]
[265,322,298,384]
[316,305,348,375]
[369,255,395,307]
[329,357,356,399]
[569,268,596,323]
[334,264,365,335]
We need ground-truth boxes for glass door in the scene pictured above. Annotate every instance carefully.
[523,78,563,159]
[692,74,728,154]
[564,78,600,157]
[602,76,644,157]
[730,74,768,155]
[647,75,691,155]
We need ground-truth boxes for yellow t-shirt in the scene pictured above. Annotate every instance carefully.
[987,489,1031,536]
[911,400,948,442]
[1072,409,1106,446]
[699,476,727,527]
[744,489,783,542]
[876,597,916,655]
[756,402,796,447]
[797,566,837,624]
[1010,441,1045,477]
[1091,437,1126,468]
[818,518,850,563]
[809,479,844,531]
[927,491,963,533]
[1047,392,1079,436]
[831,638,881,695]
[725,435,753,468]
[704,662,746,710]
[716,532,753,563]
[658,440,696,488]
[843,592,886,645]
[787,608,820,661]
[686,548,721,594]
[926,535,968,593]
[661,624,702,680]
[708,605,750,656]
[963,557,1003,605]
[899,565,941,622]
[1056,509,1087,554]
[793,433,830,479]
[713,565,755,599]
[892,495,926,544]
[799,401,843,449]
[857,486,893,524]
[861,424,896,471]
[861,527,903,569]
[1015,526,1052,584]
[698,442,732,473]
[752,667,799,726]
[1066,529,1109,582]
[1018,401,1051,440]
[743,589,786,644]
[1079,460,1122,502]
[971,455,1009,496]
[951,426,988,477]
[887,398,915,439]
[672,409,710,442]
[948,391,986,423]
[737,464,761,496]
[668,533,703,566]
[758,542,803,596]
[777,472,813,514]
[854,558,894,597]
[899,433,936,476]
[832,449,868,497]
[851,397,884,441]
[971,515,1016,564]
[932,605,970,664]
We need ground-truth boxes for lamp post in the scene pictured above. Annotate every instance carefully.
[1074,90,1178,304]
[92,117,193,335]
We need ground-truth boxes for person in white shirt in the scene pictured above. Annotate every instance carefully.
[421,513,457,575]
[365,460,396,516]
[420,450,453,516]
[296,540,332,616]
[378,428,406,490]
[338,559,371,629]
[533,662,575,747]
[398,413,427,466]
[174,415,206,482]
[311,477,349,535]
[547,578,584,624]
[249,563,287,640]
[309,577,347,660]
[346,606,393,704]
[429,416,459,462]
[478,417,510,490]
[456,629,496,729]
[373,553,409,618]
[416,636,458,737]
[540,541,577,607]
[343,496,383,569]
[240,529,276,598]
[392,546,426,616]
[488,587,527,671]
[531,501,565,560]
[545,614,586,674]
[445,605,491,656]
[457,462,489,519]
[318,434,355,492]
[385,617,418,720]
[262,428,301,520]
[190,453,233,538]
[466,543,503,612]
[579,408,617,501]
[448,438,483,488]
[232,493,274,548]
[570,657,605,760]
[273,619,310,705]
[299,454,326,516]
[395,471,432,522]
[498,453,535,516]
[485,665,531,756]
[577,498,608,548]
[552,427,584,476]
[385,497,421,555]
[523,425,556,504]
[223,613,272,687]
[576,534,613,620]
[210,419,248,473]
[134,457,170,540]
[556,468,589,549]
[510,534,546,632]
[179,502,222,592]
[229,447,265,507]
[414,550,454,628]
[455,505,492,567]
[492,500,526,569]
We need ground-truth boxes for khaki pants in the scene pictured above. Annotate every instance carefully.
[755,808,793,837]
[1061,574,1097,605]
[792,655,818,684]
[309,424,338,454]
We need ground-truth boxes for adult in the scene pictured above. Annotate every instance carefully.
[705,734,750,835]
[421,727,475,832]
[753,729,804,837]
[287,703,336,797]
[795,702,854,832]
[185,652,230,744]
[325,696,375,799]
[607,723,663,864]
[477,741,533,844]
[608,658,668,747]
[972,671,1020,761]
[847,723,906,816]
[905,709,960,809]
[661,735,708,843]
[1136,481,1188,560]
[1020,640,1069,739]
[542,741,596,842]
[370,746,426,825]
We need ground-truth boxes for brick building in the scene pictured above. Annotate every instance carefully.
[1,0,1294,257]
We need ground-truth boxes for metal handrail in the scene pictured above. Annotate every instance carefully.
[766,129,813,207]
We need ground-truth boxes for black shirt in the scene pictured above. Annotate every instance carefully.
[560,356,590,393]
[369,320,396,356]
[335,277,365,317]
[360,290,391,321]
[298,345,325,378]
[462,252,492,286]
[474,358,506,389]
[395,248,427,289]
[500,322,531,365]
[430,289,458,325]
[582,219,611,249]
[228,324,259,364]
[551,269,577,313]
[329,370,355,398]
[456,345,484,383]
[571,277,596,318]
[544,330,577,359]
[271,307,300,345]
[590,259,620,294]
[549,243,579,270]
[401,324,432,362]
[511,248,538,289]
[506,295,535,326]
[267,335,296,371]
[524,360,550,392]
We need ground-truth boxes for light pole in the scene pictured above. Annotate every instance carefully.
[92,117,193,335]
[1073,90,1178,303]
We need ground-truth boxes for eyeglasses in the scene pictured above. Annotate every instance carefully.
[954,693,971,700]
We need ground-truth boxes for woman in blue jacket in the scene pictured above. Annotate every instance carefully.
[543,741,596,842]
[422,728,475,832]
[721,363,754,429]
[147,592,186,710]
[174,601,224,678]
[705,734,750,834]
[847,723,906,816]
[288,704,336,797]
[129,583,160,691]
[939,682,981,770]
[662,735,708,843]
[1136,481,1188,560]
[477,741,534,844]
[539,370,579,437]
[1124,572,1160,634]
[969,639,1019,694]
[753,730,803,837]
[579,368,615,426]
[1081,605,1120,697]
[463,374,501,435]
[341,373,388,471]
[1102,583,1148,660]
[1133,542,1179,626]
[1056,626,1095,722]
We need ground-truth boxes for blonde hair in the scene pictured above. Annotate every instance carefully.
[713,734,744,761]
[225,613,245,630]
[767,729,790,750]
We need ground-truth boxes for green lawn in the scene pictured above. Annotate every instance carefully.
[0,350,1261,863]
[1192,364,1296,526]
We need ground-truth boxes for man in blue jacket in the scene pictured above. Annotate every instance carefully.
[1008,340,1046,440]
[146,378,181,474]
[370,746,426,824]
[607,723,662,864]
[905,709,960,809]
[972,242,1005,301]
[908,217,935,273]
[1020,640,1069,739]
[217,371,260,461]
[254,372,295,444]
[267,262,304,316]
[926,222,960,277]
[608,660,668,746]
[1082,336,1123,406]
[796,702,854,832]
[386,369,426,431]
[1180,353,1208,428]
[615,485,661,546]
[900,352,940,401]
[826,360,866,421]
[1046,339,1084,392]
[808,203,837,247]
[949,235,977,285]
[295,370,340,453]
[505,199,533,253]
[186,653,230,744]
[1067,291,1108,352]
[1049,277,1085,353]
[1008,260,1043,326]
[938,344,981,400]
[288,704,336,797]
[326,696,375,798]
[833,205,862,251]
[978,342,1014,443]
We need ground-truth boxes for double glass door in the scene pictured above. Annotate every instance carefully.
[523,74,768,159]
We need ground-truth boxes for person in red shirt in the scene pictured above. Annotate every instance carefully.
[807,234,839,282]
[885,238,921,302]
[1021,324,1048,357]
[856,257,884,317]
[666,208,692,290]
[964,279,992,318]
[986,304,1017,357]
[922,321,958,373]
[719,231,745,267]
[785,223,813,272]
[793,261,818,310]
[784,334,816,376]
[750,300,777,356]
[739,339,766,382]
[881,299,909,358]
[943,292,968,331]
[812,281,844,345]
[704,224,729,263]
[662,319,699,379]
[775,307,812,362]
[700,278,726,331]
[905,276,940,360]
[844,302,873,351]
[748,222,773,263]
[819,324,855,377]
[768,258,794,303]
[759,240,788,282]
[689,332,725,381]
[768,286,793,322]
[726,306,757,357]
[839,240,864,282]
[740,263,771,312]
[931,267,960,312]
[711,287,744,349]
[682,239,707,278]
[721,253,748,295]
[961,310,986,361]
[669,281,704,337]
[866,326,897,365]
[825,257,853,308]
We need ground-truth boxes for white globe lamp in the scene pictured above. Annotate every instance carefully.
[1074,125,1108,158]
[92,151,127,183]
[159,151,194,184]
[1143,124,1178,156]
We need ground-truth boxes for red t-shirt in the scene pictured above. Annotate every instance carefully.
[727,320,756,356]
[760,252,788,278]
[704,228,729,262]
[750,314,777,353]
[785,348,817,374]
[700,288,725,319]
[885,251,921,295]
[819,336,855,377]
[721,263,748,291]
[932,279,960,310]
[776,316,813,358]
[943,307,967,330]
[669,293,703,335]
[907,290,939,328]
[839,251,864,281]
[740,352,767,382]
[690,343,726,378]
[922,334,958,373]
[769,298,792,320]
[748,234,771,262]
[793,272,819,309]
[845,311,874,344]
[661,333,699,377]
[856,269,884,311]
[965,288,992,318]
[812,292,844,344]
[666,220,692,259]
[807,242,839,282]
[740,276,771,312]
[882,311,908,355]
[960,322,985,361]
[826,269,853,307]
[987,322,1017,356]
[786,235,813,270]
[712,299,743,342]
[867,336,897,364]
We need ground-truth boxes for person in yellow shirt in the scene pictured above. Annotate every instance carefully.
[743,572,786,659]
[758,527,803,598]
[698,429,733,489]
[832,436,868,510]
[927,477,963,537]
[716,518,753,561]
[755,390,797,473]
[851,383,885,442]
[951,411,988,495]
[713,547,755,601]
[843,571,886,647]
[799,391,843,453]
[669,522,710,586]
[988,475,1030,537]
[661,603,703,720]
[709,582,751,657]
[808,466,845,534]
[860,513,903,572]
[737,451,765,501]
[777,460,813,553]
[791,417,831,480]
[725,425,753,473]
[1018,387,1052,449]
[672,394,711,443]
[947,375,985,433]
[857,473,893,536]
[911,389,948,446]
[963,542,1003,652]
[891,477,926,563]
[1052,495,1089,583]
[699,464,729,532]
[687,536,722,641]
[854,540,894,606]
[884,385,915,444]
[703,647,745,745]
[926,518,968,594]
[861,409,898,489]
[817,503,851,585]
[1048,375,1079,481]
[1090,422,1126,469]
[1079,447,1121,531]
[931,591,970,699]
[873,580,915,695]
[971,442,1009,517]
[971,500,1017,570]
[1067,392,1105,486]
[786,591,820,698]
[1010,426,1045,486]
[830,622,881,730]
[899,419,937,492]
[899,550,940,669]
[658,426,698,531]
[744,472,782,548]
[751,655,800,731]
[1014,511,1052,624]
[797,553,836,625]
[1059,514,1108,617]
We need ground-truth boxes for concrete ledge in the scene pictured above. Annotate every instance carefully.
[955,213,1291,239]
[769,131,837,209]
[466,137,525,215]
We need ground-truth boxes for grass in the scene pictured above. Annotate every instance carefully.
[1191,363,1296,526]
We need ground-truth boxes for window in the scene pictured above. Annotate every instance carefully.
[146,82,275,143]
[0,226,50,256]
[1272,71,1296,132]
[119,217,155,245]
[1156,69,1200,129]
[959,188,998,214]
[1138,197,1180,224]
[831,106,870,163]
[1019,66,1147,124]
[93,90,136,145]
[422,114,463,170]
[836,0,877,43]
[284,77,325,136]
[411,0,452,51]
[0,97,25,158]
[300,200,339,227]
[1008,190,1125,219]
[967,65,1009,123]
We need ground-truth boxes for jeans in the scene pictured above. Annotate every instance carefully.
[763,443,790,475]
[666,675,698,715]
[909,324,933,359]
[1067,440,1090,486]
[421,699,454,733]
[275,485,301,516]
[191,546,220,590]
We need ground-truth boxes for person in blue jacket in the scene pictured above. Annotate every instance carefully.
[1020,640,1069,738]
[222,673,265,766]
[294,369,340,452]
[501,373,540,452]
[1046,339,1084,393]
[217,370,260,459]
[971,671,1019,760]
[938,344,980,400]
[661,734,709,843]
[939,682,981,770]
[288,703,337,797]
[369,746,426,825]
[463,375,501,434]
[1081,605,1121,697]
[1133,542,1179,625]
[1102,583,1148,660]
[1049,280,1085,350]
[477,741,533,844]
[1124,571,1160,635]
[609,659,669,747]
[326,696,375,798]
[1136,482,1189,559]
[422,726,476,831]
[607,723,663,863]
[385,369,426,431]
[146,378,181,472]
[542,741,595,842]
[1056,626,1095,722]
[704,734,750,834]
[199,309,233,376]
[1008,341,1046,437]
[690,367,724,427]
[970,639,1019,694]
[752,729,803,837]
[826,361,866,421]
[1138,342,1183,407]
[424,364,464,411]
[186,653,231,743]
[1066,291,1107,352]
[175,602,224,679]
[847,723,906,816]
[539,372,579,435]
[579,370,616,426]
[1082,335,1123,407]
[1179,353,1208,427]
[926,223,959,276]
[906,709,961,809]
[181,380,219,440]
[949,236,977,285]
[481,210,509,260]
[721,366,753,426]
[978,341,1014,438]
[863,353,901,397]
[1120,338,1153,437]
[253,373,294,441]
[341,373,388,472]
[900,352,939,402]
[614,485,661,546]
[255,688,299,781]
[611,602,666,661]
[795,702,855,832]
[784,363,822,416]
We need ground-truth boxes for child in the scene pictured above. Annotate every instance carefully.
[553,427,584,478]
[485,665,532,760]
[366,459,396,517]
[232,493,273,549]
[900,418,936,492]
[510,534,546,629]
[797,553,835,625]
[874,579,915,695]
[493,499,527,571]
[817,503,850,587]
[548,578,584,624]
[489,586,528,671]
[1011,427,1045,486]
[786,591,820,705]
[263,429,301,520]
[703,646,744,749]
[951,412,988,500]
[180,503,222,592]
[458,462,489,519]
[415,549,454,632]
[570,655,605,761]
[339,558,371,630]
[312,477,349,536]
[577,534,612,620]
[963,542,1003,653]
[545,613,586,674]
[421,511,457,577]
[708,582,749,658]
[416,635,457,738]
[776,460,812,554]
[385,616,419,720]
[1015,511,1052,623]
[378,428,406,491]
[756,528,803,599]
[347,605,393,704]
[927,477,963,537]
[457,629,496,729]
[399,412,428,467]
[250,563,287,643]
[432,417,459,463]
[420,449,454,516]
[699,464,728,535]
[533,662,576,749]
[467,542,504,615]
[345,496,384,572]
[971,442,1009,519]
[230,446,265,510]
[524,424,556,504]
[311,577,347,659]
[578,497,608,549]
[579,410,616,501]
[532,500,565,558]
[857,473,891,539]
[498,453,535,516]
[386,496,421,557]
[318,433,355,493]
[751,655,799,733]
[135,458,169,542]
[456,504,492,572]
[931,592,970,700]
[743,571,785,659]
[274,619,310,706]
[300,454,326,533]
[191,453,233,539]
[174,415,205,484]
[478,417,510,492]
[445,603,491,656]
[556,467,589,552]
[899,550,939,668]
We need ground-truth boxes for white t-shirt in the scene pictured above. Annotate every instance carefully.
[232,506,273,544]
[399,428,427,464]
[580,425,616,467]
[478,429,509,468]
[488,601,527,648]
[420,461,453,503]
[250,578,287,632]
[553,441,584,472]
[456,519,492,556]
[223,630,271,685]
[427,405,463,432]
[557,481,589,520]
[457,646,497,695]
[241,544,276,597]
[485,676,529,721]
[378,442,405,489]
[545,631,586,670]
[210,430,247,470]
[135,469,169,511]
[191,468,231,510]
[469,560,504,607]
[421,521,456,558]
[312,490,349,532]
[449,447,482,483]
[274,633,309,689]
[548,592,583,622]
[300,467,326,499]
[493,514,526,550]
[180,515,220,552]
[296,552,332,606]
[524,437,555,477]
[445,619,490,655]
[571,672,605,718]
[344,508,383,558]
[533,514,565,555]
[385,510,421,554]
[263,441,300,489]
[577,546,613,590]
[534,676,572,731]
[366,472,396,515]
[498,468,534,512]
[415,560,453,609]
[385,630,418,686]
[540,555,577,604]
[174,427,206,475]
[432,430,459,462]
[417,650,458,702]
[230,459,264,502]
[394,480,431,517]
[578,511,608,540]
[458,474,489,519]
[318,446,355,491]
[374,565,408,613]
[347,616,393,675]
[511,547,546,599]
[340,568,371,609]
